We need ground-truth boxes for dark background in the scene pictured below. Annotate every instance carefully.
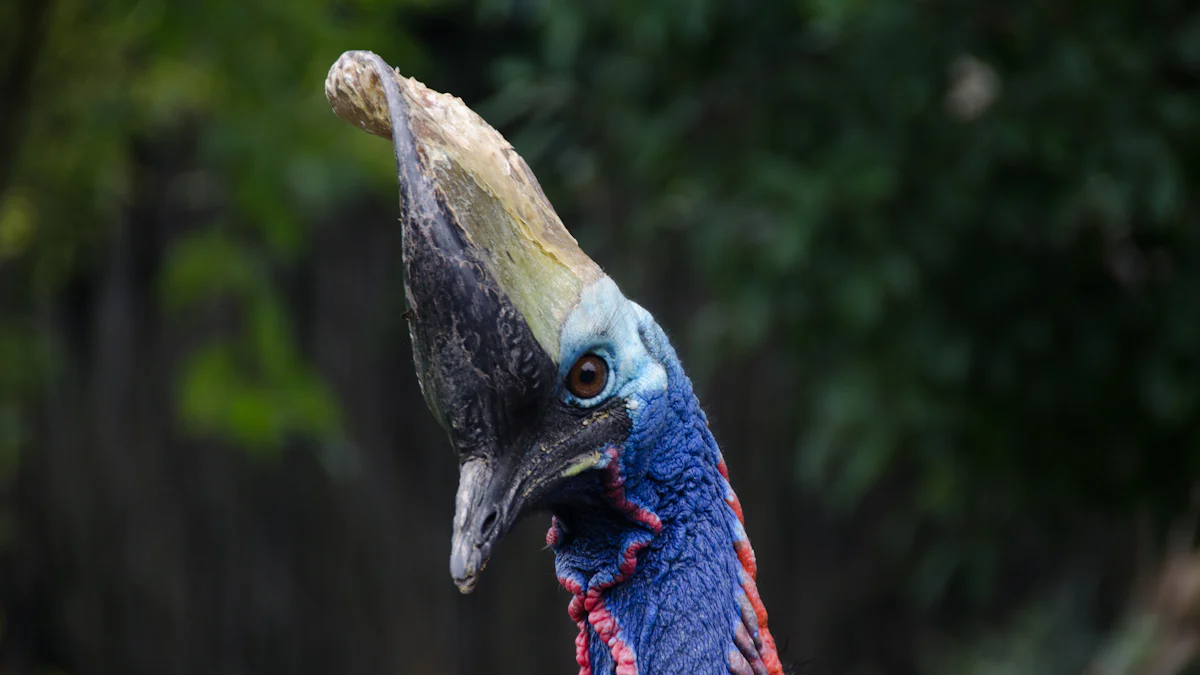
[2,1,1199,674]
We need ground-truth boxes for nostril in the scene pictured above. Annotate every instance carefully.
[480,510,498,539]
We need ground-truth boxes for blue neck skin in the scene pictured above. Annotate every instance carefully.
[549,323,753,675]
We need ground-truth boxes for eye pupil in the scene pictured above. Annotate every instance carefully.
[567,354,608,399]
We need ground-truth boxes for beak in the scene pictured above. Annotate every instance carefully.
[446,415,620,593]
[326,52,614,592]
[448,459,502,593]
[449,457,521,593]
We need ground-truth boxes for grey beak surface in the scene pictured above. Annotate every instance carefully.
[450,458,513,594]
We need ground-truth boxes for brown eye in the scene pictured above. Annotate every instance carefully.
[567,354,608,399]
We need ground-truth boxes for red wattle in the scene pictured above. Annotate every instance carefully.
[558,450,784,675]
[718,458,784,674]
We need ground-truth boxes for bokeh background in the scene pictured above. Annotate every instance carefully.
[2,1,1200,674]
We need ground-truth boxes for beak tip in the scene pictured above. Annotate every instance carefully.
[450,531,491,594]
[453,575,480,594]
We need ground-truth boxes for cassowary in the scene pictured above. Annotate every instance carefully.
[326,51,788,675]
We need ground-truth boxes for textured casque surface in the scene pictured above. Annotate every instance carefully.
[325,50,603,361]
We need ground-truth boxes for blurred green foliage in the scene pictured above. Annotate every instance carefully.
[2,0,421,452]
[924,591,1099,675]
[3,0,1200,672]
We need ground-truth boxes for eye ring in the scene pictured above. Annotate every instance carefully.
[566,354,608,400]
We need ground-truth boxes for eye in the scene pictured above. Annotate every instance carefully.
[566,354,608,399]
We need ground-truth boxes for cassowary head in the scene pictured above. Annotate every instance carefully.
[327,52,788,675]
[326,52,658,593]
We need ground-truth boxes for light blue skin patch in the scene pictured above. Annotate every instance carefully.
[557,276,668,416]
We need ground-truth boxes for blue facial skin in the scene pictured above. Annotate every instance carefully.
[549,278,754,674]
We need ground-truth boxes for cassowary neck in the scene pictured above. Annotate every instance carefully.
[549,341,783,675]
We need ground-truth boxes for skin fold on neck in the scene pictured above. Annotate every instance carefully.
[548,322,783,675]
